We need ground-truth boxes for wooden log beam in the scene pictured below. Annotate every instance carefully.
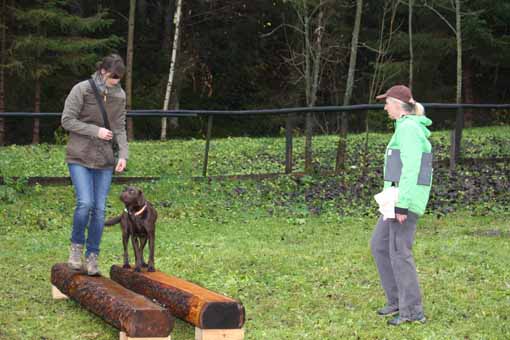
[51,263,174,338]
[110,265,245,329]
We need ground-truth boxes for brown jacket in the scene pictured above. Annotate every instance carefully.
[61,76,128,169]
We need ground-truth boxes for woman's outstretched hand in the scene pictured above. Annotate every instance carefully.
[115,158,126,172]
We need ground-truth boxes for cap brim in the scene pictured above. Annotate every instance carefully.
[375,93,387,100]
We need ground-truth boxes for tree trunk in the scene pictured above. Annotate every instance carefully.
[450,0,463,169]
[335,0,363,174]
[304,4,324,174]
[463,60,474,127]
[161,0,183,140]
[32,78,41,144]
[126,0,136,141]
[303,3,312,173]
[0,0,6,145]
[408,0,414,90]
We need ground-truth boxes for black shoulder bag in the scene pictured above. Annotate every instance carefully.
[88,79,120,162]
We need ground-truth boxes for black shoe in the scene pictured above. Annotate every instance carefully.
[377,305,399,316]
[388,313,426,326]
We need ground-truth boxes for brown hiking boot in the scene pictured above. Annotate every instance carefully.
[67,243,84,270]
[85,253,101,276]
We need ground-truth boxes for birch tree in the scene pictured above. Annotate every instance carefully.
[423,0,463,167]
[161,0,183,141]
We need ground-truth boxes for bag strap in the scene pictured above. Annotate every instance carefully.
[88,78,111,130]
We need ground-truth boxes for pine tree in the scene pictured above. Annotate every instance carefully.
[12,0,122,144]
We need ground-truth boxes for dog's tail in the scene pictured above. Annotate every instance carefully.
[104,215,122,227]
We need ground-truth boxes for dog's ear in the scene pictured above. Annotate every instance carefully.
[137,189,145,207]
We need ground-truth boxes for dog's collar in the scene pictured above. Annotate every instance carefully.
[124,204,147,217]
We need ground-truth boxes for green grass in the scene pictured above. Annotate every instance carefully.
[1,126,509,177]
[1,178,510,339]
[1,126,510,339]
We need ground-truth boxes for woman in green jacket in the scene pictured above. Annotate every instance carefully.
[371,85,433,325]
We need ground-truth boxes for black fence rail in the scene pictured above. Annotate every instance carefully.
[1,103,509,181]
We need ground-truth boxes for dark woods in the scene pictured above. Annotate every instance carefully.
[1,0,510,144]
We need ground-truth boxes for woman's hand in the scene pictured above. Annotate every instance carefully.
[396,213,407,224]
[98,127,113,140]
[115,158,127,172]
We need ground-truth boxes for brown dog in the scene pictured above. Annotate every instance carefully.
[105,186,158,272]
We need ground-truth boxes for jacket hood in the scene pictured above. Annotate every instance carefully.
[397,115,432,137]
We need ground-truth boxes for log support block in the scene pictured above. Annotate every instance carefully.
[52,284,68,299]
[195,327,244,340]
[119,331,171,340]
[110,265,245,330]
[51,263,174,338]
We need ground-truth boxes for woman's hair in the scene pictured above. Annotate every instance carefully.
[388,97,425,116]
[96,54,125,77]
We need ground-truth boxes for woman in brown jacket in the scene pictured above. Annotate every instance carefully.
[61,54,128,275]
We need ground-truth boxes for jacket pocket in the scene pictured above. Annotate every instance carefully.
[417,152,433,186]
[384,149,402,183]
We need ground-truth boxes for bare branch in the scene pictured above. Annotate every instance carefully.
[423,3,457,35]
[260,23,305,38]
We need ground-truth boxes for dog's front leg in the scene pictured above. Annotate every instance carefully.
[147,232,156,272]
[131,237,143,272]
[122,232,130,269]
[139,236,148,268]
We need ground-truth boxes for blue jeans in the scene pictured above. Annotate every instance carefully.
[68,163,113,257]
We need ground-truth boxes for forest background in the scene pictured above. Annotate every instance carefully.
[1,0,510,145]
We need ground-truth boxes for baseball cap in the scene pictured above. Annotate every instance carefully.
[376,85,414,104]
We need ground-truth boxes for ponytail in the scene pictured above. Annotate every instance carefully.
[413,102,425,116]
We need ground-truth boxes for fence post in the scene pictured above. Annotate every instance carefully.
[285,114,293,174]
[450,107,464,170]
[203,115,214,177]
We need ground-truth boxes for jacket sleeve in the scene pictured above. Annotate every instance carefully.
[61,83,100,137]
[395,123,422,215]
[112,96,128,160]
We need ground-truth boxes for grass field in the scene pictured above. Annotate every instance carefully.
[1,126,510,339]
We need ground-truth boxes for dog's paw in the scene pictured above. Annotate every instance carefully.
[148,266,155,272]
[123,264,131,269]
[134,267,141,272]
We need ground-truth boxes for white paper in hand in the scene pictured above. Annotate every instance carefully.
[374,187,399,220]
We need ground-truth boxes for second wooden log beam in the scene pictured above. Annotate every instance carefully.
[110,265,245,329]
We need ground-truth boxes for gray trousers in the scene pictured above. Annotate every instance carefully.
[370,213,423,318]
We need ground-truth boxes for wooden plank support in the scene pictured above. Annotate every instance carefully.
[51,263,174,339]
[52,284,69,299]
[119,331,170,340]
[110,265,245,330]
[195,327,244,340]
